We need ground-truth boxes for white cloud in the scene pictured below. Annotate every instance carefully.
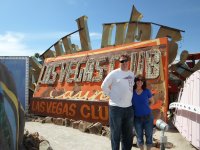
[90,32,102,40]
[0,31,68,56]
[0,31,102,56]
[0,32,34,56]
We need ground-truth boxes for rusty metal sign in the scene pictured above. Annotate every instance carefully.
[30,38,169,124]
[30,98,109,125]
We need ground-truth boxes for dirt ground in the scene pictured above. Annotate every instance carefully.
[25,122,197,150]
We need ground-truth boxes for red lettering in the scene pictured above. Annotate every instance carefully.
[39,102,45,112]
[99,106,109,121]
[69,103,76,117]
[80,104,90,119]
[62,103,69,116]
[52,102,57,114]
[31,101,36,112]
[56,102,63,114]
[91,105,99,120]
[47,102,53,113]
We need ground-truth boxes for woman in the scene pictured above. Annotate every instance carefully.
[132,75,154,150]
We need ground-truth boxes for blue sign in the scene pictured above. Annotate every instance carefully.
[0,57,29,112]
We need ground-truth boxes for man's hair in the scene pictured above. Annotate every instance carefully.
[119,54,129,61]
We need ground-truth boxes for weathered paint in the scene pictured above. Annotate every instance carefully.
[0,56,29,112]
[170,70,200,149]
[0,62,25,150]
[30,98,109,125]
[31,38,169,124]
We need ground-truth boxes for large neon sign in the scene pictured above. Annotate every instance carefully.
[31,38,168,124]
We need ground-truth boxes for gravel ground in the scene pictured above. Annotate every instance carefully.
[25,122,197,150]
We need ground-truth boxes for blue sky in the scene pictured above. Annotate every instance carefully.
[0,0,199,58]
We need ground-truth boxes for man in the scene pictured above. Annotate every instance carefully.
[101,54,135,150]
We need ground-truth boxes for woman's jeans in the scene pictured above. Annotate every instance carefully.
[134,114,154,147]
[109,106,134,150]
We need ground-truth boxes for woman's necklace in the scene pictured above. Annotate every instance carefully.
[136,89,143,95]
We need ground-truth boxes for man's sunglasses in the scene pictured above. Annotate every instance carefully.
[120,59,128,63]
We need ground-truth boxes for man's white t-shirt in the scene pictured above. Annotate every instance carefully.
[101,68,135,107]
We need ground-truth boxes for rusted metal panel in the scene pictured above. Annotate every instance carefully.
[136,23,151,41]
[41,49,55,60]
[156,26,182,64]
[101,24,114,48]
[30,98,109,125]
[62,36,73,54]
[115,23,128,45]
[29,56,42,91]
[76,16,92,51]
[187,53,200,60]
[129,5,143,22]
[54,40,65,56]
[169,51,200,80]
[125,23,137,43]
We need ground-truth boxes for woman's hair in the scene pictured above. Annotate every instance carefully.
[133,75,147,90]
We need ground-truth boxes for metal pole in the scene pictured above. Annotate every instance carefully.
[160,130,166,150]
